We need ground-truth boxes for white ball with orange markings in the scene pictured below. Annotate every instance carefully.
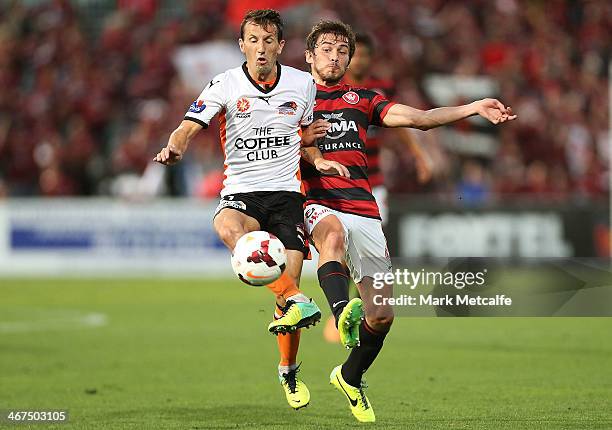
[231,231,287,286]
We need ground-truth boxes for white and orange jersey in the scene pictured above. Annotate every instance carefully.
[184,62,316,197]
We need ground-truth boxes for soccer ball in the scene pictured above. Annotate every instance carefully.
[231,231,287,286]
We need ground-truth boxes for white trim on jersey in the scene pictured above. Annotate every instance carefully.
[184,62,316,196]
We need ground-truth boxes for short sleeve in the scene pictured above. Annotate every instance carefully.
[368,91,396,127]
[300,79,316,127]
[184,73,226,128]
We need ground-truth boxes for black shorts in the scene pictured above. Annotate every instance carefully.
[215,191,308,255]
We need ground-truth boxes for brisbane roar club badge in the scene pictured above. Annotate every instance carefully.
[237,97,251,112]
[236,97,251,118]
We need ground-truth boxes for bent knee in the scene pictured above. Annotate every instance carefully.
[365,312,394,331]
[215,224,245,249]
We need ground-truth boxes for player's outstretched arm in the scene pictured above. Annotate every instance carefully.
[382,98,517,130]
[301,146,350,178]
[154,120,203,165]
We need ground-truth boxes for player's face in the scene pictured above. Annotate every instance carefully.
[306,33,351,85]
[239,22,285,78]
[348,43,372,79]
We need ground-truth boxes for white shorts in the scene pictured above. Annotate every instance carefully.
[305,204,392,283]
[371,185,388,226]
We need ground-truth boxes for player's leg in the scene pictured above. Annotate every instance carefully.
[272,249,312,409]
[266,249,305,307]
[214,193,310,318]
[344,218,393,383]
[267,252,321,334]
[324,264,360,345]
[266,193,322,334]
[310,208,346,344]
[275,298,308,409]
[331,276,392,421]
[266,195,321,334]
[213,194,311,409]
[341,276,393,386]
[213,196,262,250]
[215,202,296,313]
[330,216,393,423]
[307,205,362,349]
[273,251,309,409]
[309,211,350,323]
[265,193,318,409]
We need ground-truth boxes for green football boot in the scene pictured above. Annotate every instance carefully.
[268,300,321,334]
[337,298,364,349]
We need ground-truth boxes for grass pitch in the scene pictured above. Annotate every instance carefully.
[1,278,611,429]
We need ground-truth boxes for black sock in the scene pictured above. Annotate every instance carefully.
[317,261,350,325]
[341,321,388,387]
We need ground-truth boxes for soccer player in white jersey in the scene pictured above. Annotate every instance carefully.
[154,10,347,411]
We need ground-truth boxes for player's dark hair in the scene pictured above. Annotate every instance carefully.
[240,9,284,41]
[306,20,356,59]
[355,32,375,54]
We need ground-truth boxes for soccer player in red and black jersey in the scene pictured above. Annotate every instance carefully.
[320,32,434,345]
[300,21,516,422]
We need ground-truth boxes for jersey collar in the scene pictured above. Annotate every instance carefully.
[242,62,282,94]
[316,82,346,92]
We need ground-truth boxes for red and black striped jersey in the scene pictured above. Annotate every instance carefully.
[343,77,396,187]
[300,83,395,219]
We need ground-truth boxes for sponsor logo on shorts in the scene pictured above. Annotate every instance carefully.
[216,199,246,214]
[306,206,330,225]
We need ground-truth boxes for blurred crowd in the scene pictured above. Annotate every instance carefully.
[0,0,609,203]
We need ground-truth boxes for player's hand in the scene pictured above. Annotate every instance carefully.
[314,158,350,178]
[301,119,330,146]
[154,145,183,165]
[473,98,517,124]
